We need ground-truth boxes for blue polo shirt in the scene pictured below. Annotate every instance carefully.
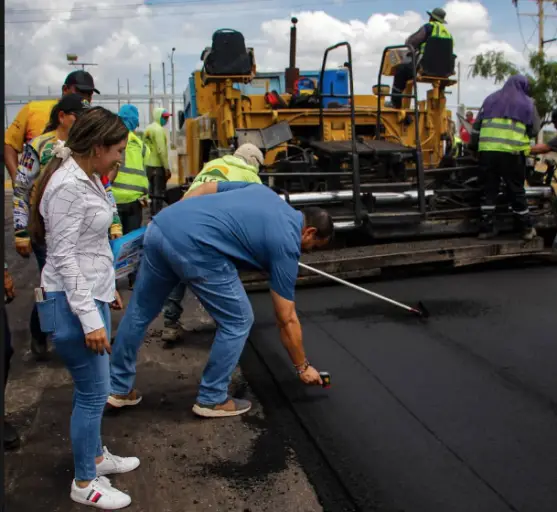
[153,182,304,301]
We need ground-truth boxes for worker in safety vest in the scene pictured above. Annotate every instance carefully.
[144,107,172,217]
[391,7,453,109]
[472,74,540,241]
[115,105,150,233]
[115,104,150,289]
[161,143,265,345]
[4,70,99,184]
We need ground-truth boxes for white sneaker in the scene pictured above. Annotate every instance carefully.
[71,476,131,509]
[96,446,140,476]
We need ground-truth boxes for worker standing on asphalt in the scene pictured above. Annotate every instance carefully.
[144,108,172,216]
[12,94,93,360]
[472,74,540,240]
[115,104,150,289]
[161,143,265,345]
[4,70,99,183]
[391,7,453,109]
[108,182,332,417]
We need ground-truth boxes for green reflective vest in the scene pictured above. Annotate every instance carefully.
[188,155,262,193]
[419,21,453,54]
[478,118,531,155]
[112,132,149,204]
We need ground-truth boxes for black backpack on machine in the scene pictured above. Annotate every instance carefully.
[203,29,253,76]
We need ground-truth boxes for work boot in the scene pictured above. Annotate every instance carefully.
[478,216,498,240]
[161,321,186,346]
[521,227,537,241]
[4,420,20,451]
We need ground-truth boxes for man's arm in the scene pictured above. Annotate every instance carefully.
[405,24,432,51]
[5,105,30,182]
[182,180,255,199]
[530,136,557,155]
[268,254,322,385]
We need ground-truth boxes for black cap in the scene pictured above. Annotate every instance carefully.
[64,70,100,94]
[57,93,92,115]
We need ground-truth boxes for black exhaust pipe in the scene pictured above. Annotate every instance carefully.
[285,17,300,94]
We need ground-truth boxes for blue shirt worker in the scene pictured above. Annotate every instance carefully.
[108,182,333,417]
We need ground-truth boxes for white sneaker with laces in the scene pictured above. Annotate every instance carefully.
[70,476,131,510]
[96,446,140,476]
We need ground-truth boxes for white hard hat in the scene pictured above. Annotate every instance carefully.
[234,143,264,168]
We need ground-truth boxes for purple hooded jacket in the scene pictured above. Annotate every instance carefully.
[479,74,534,126]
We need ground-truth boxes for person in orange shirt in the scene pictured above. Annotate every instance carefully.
[4,70,100,183]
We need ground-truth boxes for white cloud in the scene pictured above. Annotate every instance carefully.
[4,0,529,127]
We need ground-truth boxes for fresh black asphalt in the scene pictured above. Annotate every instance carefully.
[246,263,557,512]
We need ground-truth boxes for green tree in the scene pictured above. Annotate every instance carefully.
[469,50,557,125]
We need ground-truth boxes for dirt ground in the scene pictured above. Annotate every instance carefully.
[3,195,323,512]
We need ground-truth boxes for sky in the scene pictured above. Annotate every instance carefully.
[5,0,557,129]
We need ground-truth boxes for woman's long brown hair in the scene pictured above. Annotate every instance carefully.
[29,106,128,246]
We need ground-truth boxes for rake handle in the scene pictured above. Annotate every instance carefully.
[298,262,417,314]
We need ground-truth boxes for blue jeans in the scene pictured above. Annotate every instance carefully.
[40,291,111,481]
[110,223,254,405]
[31,243,48,346]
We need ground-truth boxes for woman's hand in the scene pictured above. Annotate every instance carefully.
[110,291,124,310]
[85,327,111,355]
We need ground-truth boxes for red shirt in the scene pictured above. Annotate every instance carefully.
[459,119,474,144]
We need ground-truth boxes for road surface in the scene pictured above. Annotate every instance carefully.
[247,263,557,512]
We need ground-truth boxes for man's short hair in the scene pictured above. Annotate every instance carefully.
[302,207,334,240]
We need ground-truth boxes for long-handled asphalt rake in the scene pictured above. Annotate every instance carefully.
[298,262,430,319]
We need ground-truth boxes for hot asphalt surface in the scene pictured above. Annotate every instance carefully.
[247,263,557,512]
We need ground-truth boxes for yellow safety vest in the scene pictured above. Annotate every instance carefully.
[112,132,149,204]
[419,21,453,54]
[188,155,262,193]
[478,118,531,155]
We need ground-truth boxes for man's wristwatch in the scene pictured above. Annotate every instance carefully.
[294,359,310,375]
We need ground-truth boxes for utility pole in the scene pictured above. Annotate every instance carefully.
[162,62,168,111]
[117,78,121,110]
[170,47,177,148]
[515,0,557,141]
[147,64,153,123]
[127,79,130,104]
[457,61,461,106]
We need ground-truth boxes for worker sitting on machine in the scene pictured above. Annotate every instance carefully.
[391,7,453,109]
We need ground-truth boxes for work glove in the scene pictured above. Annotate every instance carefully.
[110,223,123,240]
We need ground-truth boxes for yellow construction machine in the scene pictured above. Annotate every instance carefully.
[175,18,556,286]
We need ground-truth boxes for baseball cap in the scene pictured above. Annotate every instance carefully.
[64,70,100,94]
[161,110,172,118]
[57,93,91,115]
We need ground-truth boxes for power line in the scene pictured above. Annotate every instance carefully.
[5,0,380,24]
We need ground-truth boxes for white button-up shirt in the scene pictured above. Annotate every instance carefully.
[40,157,115,334]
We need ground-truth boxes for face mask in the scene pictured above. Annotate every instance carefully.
[161,116,169,127]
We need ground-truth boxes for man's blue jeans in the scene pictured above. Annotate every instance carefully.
[41,291,111,482]
[110,223,254,405]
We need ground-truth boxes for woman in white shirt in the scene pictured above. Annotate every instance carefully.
[29,107,140,510]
